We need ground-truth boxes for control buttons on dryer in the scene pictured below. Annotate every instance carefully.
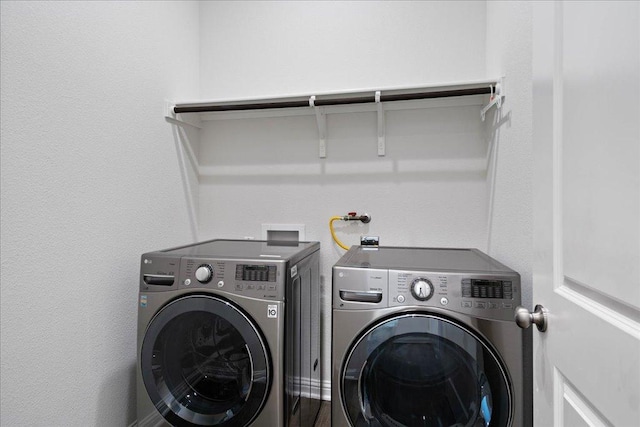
[397,295,406,303]
[184,279,191,286]
[195,264,213,283]
[410,278,434,301]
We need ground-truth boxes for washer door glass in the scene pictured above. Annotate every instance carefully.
[342,314,511,427]
[141,295,270,427]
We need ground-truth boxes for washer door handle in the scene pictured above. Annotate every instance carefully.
[515,305,548,332]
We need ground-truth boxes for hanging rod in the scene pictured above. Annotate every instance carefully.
[166,79,506,158]
[173,86,493,114]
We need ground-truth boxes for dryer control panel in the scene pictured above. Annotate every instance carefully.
[386,270,519,321]
[332,246,522,321]
[333,267,520,321]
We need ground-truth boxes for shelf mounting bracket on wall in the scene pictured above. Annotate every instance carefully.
[310,96,327,158]
[376,91,385,156]
[480,77,505,121]
[164,100,203,129]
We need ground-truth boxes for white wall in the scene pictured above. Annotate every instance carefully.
[197,0,491,398]
[0,2,535,423]
[0,2,199,425]
[200,0,487,99]
[485,1,533,309]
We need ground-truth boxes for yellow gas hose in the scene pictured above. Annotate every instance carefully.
[329,216,350,250]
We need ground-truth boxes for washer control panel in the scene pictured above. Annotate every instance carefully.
[140,256,286,300]
[235,264,277,282]
[180,258,284,300]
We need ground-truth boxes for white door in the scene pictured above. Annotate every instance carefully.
[532,1,639,426]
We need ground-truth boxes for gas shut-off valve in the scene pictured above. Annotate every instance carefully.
[329,212,372,251]
[339,212,371,223]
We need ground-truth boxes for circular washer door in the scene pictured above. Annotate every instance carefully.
[141,295,270,427]
[342,313,512,427]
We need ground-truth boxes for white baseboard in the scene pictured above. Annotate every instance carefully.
[303,377,331,401]
[295,376,331,401]
[320,379,331,401]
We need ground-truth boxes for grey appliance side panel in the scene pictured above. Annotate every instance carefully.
[285,241,320,267]
[284,249,321,427]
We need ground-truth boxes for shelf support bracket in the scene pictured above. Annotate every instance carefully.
[164,100,203,129]
[480,78,505,122]
[376,91,386,156]
[310,96,327,158]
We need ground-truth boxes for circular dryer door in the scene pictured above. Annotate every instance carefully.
[342,313,512,427]
[141,295,270,427]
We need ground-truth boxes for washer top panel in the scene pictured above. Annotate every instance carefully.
[335,246,515,274]
[158,239,318,262]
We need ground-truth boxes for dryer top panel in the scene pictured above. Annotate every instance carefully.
[156,239,319,262]
[335,246,515,274]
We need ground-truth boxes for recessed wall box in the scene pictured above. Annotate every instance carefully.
[262,224,306,242]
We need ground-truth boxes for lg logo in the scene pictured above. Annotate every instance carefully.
[267,305,278,319]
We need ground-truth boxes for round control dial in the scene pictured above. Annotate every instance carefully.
[195,264,213,283]
[410,278,434,301]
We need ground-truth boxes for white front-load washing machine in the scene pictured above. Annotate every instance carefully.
[332,245,532,427]
[137,239,322,427]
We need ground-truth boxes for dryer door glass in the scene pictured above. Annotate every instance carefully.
[342,314,511,427]
[141,295,270,427]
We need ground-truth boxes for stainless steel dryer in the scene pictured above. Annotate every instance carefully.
[332,245,532,427]
[137,239,322,427]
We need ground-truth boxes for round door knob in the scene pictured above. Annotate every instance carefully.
[410,278,434,301]
[195,264,213,283]
[515,304,548,332]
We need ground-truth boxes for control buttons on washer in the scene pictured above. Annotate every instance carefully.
[410,278,434,301]
[440,297,449,306]
[397,295,405,303]
[217,280,224,288]
[195,264,213,283]
[184,279,191,286]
